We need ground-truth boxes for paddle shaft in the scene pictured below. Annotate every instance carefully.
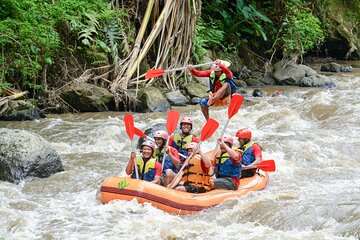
[168,142,201,189]
[165,62,214,73]
[130,141,139,179]
[211,118,230,159]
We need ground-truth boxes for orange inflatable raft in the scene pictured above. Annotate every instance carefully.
[97,171,269,215]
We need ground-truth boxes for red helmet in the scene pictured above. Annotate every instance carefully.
[219,135,234,146]
[185,142,199,153]
[141,141,155,152]
[236,128,252,139]
[154,130,168,140]
[180,117,193,125]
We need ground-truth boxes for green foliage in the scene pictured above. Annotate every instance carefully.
[0,81,11,89]
[280,0,324,56]
[0,0,131,93]
[192,18,224,62]
[202,0,272,49]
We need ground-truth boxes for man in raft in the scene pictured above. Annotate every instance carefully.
[187,59,237,120]
[125,141,162,184]
[206,135,242,190]
[235,128,263,178]
[168,116,199,161]
[173,142,212,193]
[153,130,181,187]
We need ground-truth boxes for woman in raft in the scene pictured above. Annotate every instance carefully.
[171,142,212,193]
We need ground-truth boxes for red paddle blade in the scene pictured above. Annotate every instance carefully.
[134,127,147,138]
[228,94,244,119]
[166,110,180,135]
[200,118,219,141]
[145,69,165,79]
[124,114,135,140]
[257,160,276,172]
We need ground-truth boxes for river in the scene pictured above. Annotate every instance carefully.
[1,62,360,239]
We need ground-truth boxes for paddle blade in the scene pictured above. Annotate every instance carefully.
[134,127,147,138]
[257,160,276,172]
[228,94,244,119]
[145,69,165,79]
[124,114,135,140]
[166,110,180,135]
[200,118,219,141]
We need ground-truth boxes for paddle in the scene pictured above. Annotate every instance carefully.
[124,114,138,179]
[211,94,244,159]
[133,126,187,159]
[168,118,219,189]
[243,160,276,172]
[161,110,180,170]
[145,61,215,79]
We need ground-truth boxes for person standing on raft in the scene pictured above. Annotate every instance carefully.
[125,141,162,184]
[187,59,237,120]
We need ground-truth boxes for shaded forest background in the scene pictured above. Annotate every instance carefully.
[0,0,359,112]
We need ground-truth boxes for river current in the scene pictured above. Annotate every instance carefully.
[1,62,359,239]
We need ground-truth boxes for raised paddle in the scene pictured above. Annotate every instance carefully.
[169,118,219,189]
[243,160,276,172]
[161,110,180,170]
[211,94,244,159]
[124,114,138,179]
[145,62,215,79]
[133,126,187,159]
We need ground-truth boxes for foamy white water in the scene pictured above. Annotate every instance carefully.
[1,63,359,240]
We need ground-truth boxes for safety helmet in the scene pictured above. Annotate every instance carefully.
[219,135,234,146]
[180,116,193,125]
[185,142,199,153]
[211,64,221,72]
[141,141,155,152]
[153,130,168,140]
[236,128,252,139]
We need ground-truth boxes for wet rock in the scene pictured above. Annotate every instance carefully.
[252,89,263,97]
[260,74,276,85]
[320,63,352,72]
[299,64,317,77]
[0,100,45,121]
[245,78,265,87]
[165,90,189,106]
[137,86,170,112]
[273,61,306,85]
[183,82,208,98]
[0,128,64,183]
[299,75,336,88]
[60,83,114,112]
[191,97,201,105]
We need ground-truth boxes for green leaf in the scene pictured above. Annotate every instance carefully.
[44,57,53,65]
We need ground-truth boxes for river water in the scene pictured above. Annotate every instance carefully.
[1,62,360,239]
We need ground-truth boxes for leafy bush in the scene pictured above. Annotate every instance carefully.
[280,0,324,56]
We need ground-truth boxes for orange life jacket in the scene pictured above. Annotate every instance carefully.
[180,154,210,191]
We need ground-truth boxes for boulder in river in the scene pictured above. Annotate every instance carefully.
[0,128,64,183]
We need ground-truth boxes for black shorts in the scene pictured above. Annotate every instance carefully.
[177,183,207,193]
[241,169,255,178]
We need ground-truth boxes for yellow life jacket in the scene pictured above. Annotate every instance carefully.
[131,157,157,181]
[180,154,210,191]
[172,133,194,157]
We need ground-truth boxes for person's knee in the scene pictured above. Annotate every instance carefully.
[165,169,175,177]
[199,98,209,108]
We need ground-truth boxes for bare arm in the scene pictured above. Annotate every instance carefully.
[165,147,181,167]
[220,141,240,163]
[125,152,136,175]
[152,175,161,184]
[199,151,212,168]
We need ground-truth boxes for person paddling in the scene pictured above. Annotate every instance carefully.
[168,116,199,161]
[235,128,263,178]
[153,130,181,187]
[187,59,236,120]
[208,135,242,190]
[173,142,212,193]
[125,141,162,184]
